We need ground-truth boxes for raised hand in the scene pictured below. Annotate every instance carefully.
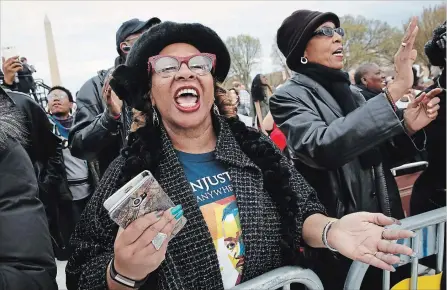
[328,212,415,272]
[1,56,22,85]
[388,17,419,102]
[102,72,123,118]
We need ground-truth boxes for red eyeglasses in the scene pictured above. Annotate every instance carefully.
[148,53,216,78]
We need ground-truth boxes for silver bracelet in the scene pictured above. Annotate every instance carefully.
[323,220,338,252]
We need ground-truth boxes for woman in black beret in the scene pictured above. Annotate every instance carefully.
[270,10,443,289]
[66,21,416,290]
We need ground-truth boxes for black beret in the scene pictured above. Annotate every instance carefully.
[110,21,231,111]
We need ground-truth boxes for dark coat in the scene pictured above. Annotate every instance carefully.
[270,73,425,219]
[65,117,326,290]
[0,96,57,290]
[411,72,446,215]
[4,89,71,201]
[69,68,131,178]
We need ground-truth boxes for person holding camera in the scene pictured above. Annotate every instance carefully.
[411,21,446,216]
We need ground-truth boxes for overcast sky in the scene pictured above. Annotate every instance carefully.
[1,0,443,95]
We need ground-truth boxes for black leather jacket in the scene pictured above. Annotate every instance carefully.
[3,88,71,201]
[69,68,130,178]
[270,73,425,219]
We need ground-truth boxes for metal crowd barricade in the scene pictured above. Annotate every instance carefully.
[344,207,446,290]
[231,266,324,290]
[390,161,429,176]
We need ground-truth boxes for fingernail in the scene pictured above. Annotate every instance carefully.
[411,252,418,258]
[155,210,164,219]
[392,218,402,225]
[390,267,396,272]
[411,231,417,237]
[174,209,183,220]
[170,205,182,215]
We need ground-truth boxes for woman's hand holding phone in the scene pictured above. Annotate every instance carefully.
[108,205,183,288]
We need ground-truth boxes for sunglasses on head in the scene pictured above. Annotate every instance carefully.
[148,53,216,78]
[312,27,345,37]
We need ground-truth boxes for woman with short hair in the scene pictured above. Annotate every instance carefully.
[270,9,442,289]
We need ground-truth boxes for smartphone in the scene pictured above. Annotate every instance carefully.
[1,46,19,61]
[103,170,187,236]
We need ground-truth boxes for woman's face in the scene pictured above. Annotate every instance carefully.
[304,21,344,70]
[150,43,215,130]
[260,75,268,85]
[228,89,238,104]
[363,64,386,91]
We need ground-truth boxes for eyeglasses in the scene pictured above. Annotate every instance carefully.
[48,93,68,100]
[148,53,216,78]
[312,27,345,37]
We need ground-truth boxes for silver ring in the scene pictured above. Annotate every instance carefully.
[401,42,407,47]
[152,232,167,251]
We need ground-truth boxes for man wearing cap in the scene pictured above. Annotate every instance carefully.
[69,17,161,178]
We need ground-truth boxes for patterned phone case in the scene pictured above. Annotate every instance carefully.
[108,171,187,236]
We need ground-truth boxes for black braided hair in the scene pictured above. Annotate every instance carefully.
[117,80,300,266]
[224,116,299,265]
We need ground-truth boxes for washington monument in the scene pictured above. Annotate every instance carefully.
[44,14,61,86]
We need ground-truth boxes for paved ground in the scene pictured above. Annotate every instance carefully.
[56,260,67,290]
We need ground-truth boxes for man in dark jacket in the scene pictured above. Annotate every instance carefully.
[1,86,72,260]
[354,63,386,100]
[0,89,58,290]
[69,17,160,177]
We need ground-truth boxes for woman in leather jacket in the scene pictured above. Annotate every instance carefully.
[270,10,442,289]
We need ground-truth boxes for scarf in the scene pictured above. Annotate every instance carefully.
[49,115,73,139]
[296,62,382,169]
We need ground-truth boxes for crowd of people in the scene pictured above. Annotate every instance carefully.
[0,9,445,290]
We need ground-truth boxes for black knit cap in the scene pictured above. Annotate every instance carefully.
[110,21,231,111]
[277,10,340,71]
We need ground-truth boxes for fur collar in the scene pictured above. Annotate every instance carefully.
[0,93,26,151]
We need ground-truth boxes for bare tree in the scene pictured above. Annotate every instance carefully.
[341,15,403,70]
[403,4,446,67]
[225,35,262,88]
[270,40,291,78]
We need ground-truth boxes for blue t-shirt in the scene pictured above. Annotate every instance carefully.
[176,151,245,289]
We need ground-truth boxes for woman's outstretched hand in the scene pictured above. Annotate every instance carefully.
[327,212,416,272]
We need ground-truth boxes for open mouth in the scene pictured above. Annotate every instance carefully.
[332,47,343,57]
[174,86,201,112]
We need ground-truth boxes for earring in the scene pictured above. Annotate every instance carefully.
[300,57,308,64]
[213,103,220,116]
[152,107,160,127]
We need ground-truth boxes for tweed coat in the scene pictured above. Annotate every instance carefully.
[65,117,326,290]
